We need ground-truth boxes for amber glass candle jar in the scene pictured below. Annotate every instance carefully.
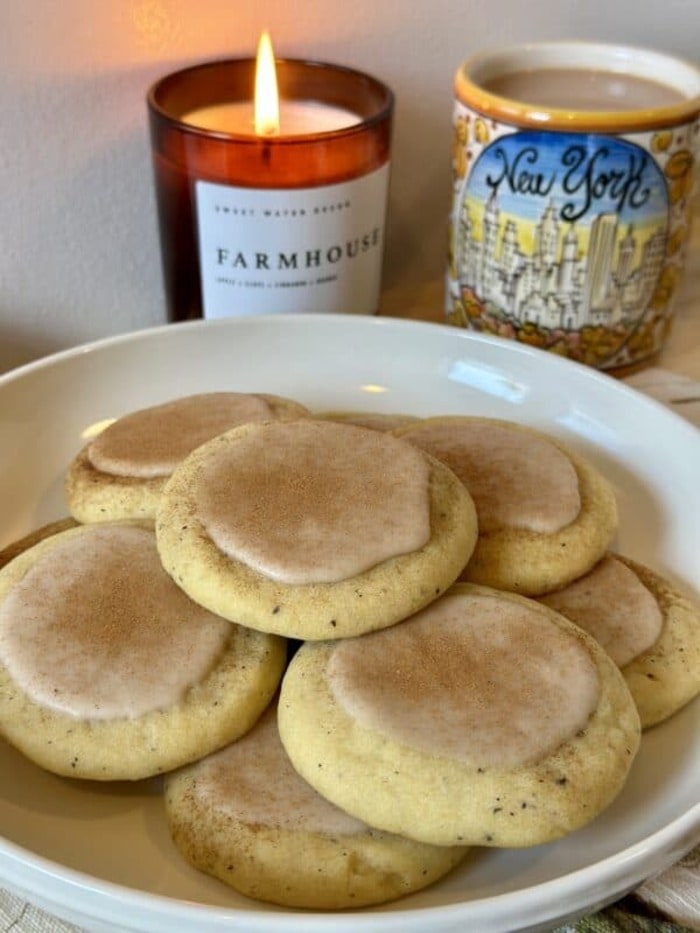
[147,58,394,322]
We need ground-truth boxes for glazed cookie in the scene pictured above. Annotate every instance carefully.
[540,554,700,728]
[65,392,308,523]
[278,583,640,848]
[164,703,467,909]
[394,416,618,595]
[156,419,478,640]
[313,410,420,432]
[0,522,286,780]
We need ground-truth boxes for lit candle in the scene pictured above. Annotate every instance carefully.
[147,36,394,322]
[184,32,361,137]
[183,100,362,136]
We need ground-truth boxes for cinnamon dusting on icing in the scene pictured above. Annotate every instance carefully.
[191,705,365,832]
[402,420,580,533]
[196,420,432,584]
[327,590,600,768]
[540,555,663,666]
[88,393,274,478]
[0,525,231,719]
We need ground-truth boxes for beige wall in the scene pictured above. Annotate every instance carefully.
[1,0,697,371]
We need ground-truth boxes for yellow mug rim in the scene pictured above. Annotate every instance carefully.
[454,41,700,132]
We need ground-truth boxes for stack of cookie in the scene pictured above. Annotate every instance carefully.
[0,391,697,911]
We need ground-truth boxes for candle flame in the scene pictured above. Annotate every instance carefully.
[254,31,280,136]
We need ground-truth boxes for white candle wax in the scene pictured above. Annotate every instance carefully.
[183,100,361,136]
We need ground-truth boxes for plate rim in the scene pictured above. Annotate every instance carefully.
[1,803,698,932]
[2,312,697,442]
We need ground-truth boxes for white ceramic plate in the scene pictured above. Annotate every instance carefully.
[0,314,699,933]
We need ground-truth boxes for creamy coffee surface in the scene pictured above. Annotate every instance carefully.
[327,591,600,768]
[403,420,580,534]
[483,67,685,111]
[541,555,663,667]
[0,525,231,719]
[196,420,432,584]
[88,392,274,478]
[193,706,365,833]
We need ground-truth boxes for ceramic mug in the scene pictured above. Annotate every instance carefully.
[446,42,700,373]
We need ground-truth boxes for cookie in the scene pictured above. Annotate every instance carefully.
[540,553,700,728]
[65,392,308,523]
[278,583,640,848]
[164,703,467,909]
[156,419,478,640]
[394,416,618,595]
[0,522,286,780]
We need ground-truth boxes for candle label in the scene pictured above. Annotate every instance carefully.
[195,164,389,317]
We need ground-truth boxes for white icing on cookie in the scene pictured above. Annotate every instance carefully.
[328,590,600,768]
[196,421,432,584]
[540,555,663,667]
[0,525,231,719]
[190,706,365,833]
[88,393,274,478]
[401,419,580,534]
